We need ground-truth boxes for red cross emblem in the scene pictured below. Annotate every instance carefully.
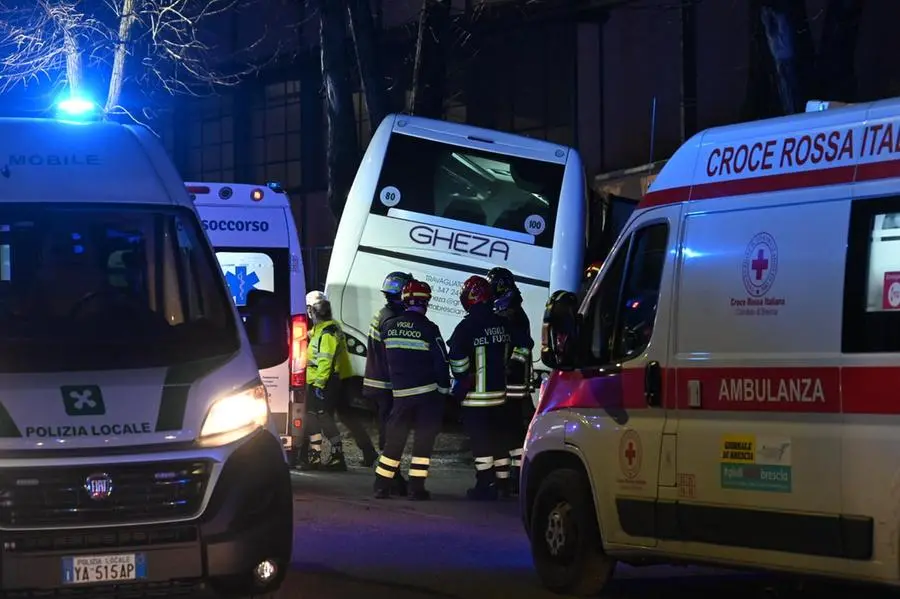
[625,441,637,466]
[750,248,769,280]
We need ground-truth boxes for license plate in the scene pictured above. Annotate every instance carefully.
[61,553,147,584]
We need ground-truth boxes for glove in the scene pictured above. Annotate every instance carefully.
[311,386,327,413]
[451,376,473,401]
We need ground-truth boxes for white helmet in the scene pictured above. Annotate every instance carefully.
[306,290,327,306]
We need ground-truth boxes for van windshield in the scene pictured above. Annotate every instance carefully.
[0,204,239,372]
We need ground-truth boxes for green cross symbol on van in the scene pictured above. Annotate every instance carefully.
[61,385,105,416]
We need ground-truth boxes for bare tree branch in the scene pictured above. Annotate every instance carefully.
[0,0,287,115]
[0,0,110,93]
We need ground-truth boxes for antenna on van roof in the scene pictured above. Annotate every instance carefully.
[805,100,850,112]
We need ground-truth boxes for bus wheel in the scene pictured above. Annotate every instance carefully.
[530,468,614,596]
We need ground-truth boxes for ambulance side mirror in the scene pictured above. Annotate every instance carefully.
[244,289,289,370]
[541,290,582,371]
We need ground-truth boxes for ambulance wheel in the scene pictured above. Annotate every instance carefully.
[530,468,614,596]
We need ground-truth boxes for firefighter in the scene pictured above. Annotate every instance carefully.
[373,280,449,501]
[448,275,516,501]
[362,270,414,495]
[304,290,350,471]
[486,267,534,497]
[362,272,414,457]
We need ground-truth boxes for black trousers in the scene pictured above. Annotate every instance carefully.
[330,383,376,457]
[462,404,511,487]
[374,393,444,490]
[502,395,528,472]
[373,392,393,452]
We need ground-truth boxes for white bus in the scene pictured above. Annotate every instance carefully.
[324,114,587,408]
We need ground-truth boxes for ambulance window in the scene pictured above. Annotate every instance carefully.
[843,199,900,353]
[212,249,290,315]
[582,242,627,364]
[613,223,668,360]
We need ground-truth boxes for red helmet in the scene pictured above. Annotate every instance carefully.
[460,275,493,312]
[401,280,432,309]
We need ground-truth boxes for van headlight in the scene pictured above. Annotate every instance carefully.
[200,383,269,440]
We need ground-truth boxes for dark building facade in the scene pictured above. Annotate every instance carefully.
[155,0,900,286]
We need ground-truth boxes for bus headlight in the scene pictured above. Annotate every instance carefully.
[200,384,269,440]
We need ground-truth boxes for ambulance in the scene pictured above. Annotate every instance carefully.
[185,182,309,452]
[0,118,292,597]
[522,96,900,594]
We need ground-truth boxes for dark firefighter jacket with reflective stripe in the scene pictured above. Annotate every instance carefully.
[381,310,450,399]
[497,301,534,399]
[448,303,520,408]
[362,303,405,397]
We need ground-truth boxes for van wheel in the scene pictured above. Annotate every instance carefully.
[530,468,615,596]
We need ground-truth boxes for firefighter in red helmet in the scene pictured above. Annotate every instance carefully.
[448,275,525,500]
[373,279,450,500]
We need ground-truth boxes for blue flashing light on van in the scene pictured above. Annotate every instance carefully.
[55,95,99,121]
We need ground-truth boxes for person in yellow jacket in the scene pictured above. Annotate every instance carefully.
[304,290,351,471]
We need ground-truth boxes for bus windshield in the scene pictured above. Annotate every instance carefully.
[370,133,565,248]
[0,204,239,373]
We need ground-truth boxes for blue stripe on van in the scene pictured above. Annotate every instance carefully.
[357,245,550,289]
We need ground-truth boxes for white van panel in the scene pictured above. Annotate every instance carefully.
[675,198,848,358]
[198,206,289,248]
[0,122,192,207]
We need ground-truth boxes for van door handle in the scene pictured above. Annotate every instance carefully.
[644,361,662,407]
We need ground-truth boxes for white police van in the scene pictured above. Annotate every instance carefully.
[0,118,292,597]
[186,182,308,452]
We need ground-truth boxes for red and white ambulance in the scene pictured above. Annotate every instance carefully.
[522,97,900,594]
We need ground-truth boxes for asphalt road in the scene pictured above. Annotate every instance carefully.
[271,463,881,599]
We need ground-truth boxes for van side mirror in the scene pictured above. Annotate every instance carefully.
[243,289,289,370]
[540,290,582,371]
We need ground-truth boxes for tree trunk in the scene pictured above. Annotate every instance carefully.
[759,0,814,114]
[105,0,138,115]
[408,0,449,118]
[319,0,360,220]
[346,0,390,129]
[816,0,863,101]
[741,0,771,121]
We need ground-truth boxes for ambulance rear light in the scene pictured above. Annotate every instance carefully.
[251,188,264,202]
[186,185,210,195]
[289,314,308,388]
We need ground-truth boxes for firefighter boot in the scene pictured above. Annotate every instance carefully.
[374,475,392,499]
[361,446,379,468]
[467,470,499,501]
[508,467,520,497]
[323,444,348,472]
[392,473,409,497]
[298,448,321,471]
[407,477,431,501]
[496,477,513,499]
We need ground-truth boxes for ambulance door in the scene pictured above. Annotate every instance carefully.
[669,199,847,565]
[567,204,681,548]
